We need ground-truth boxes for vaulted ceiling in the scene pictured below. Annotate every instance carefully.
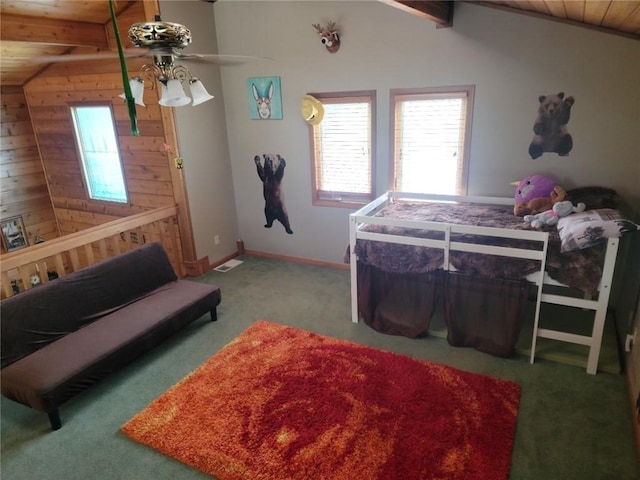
[0,1,138,86]
[386,0,640,39]
[1,0,639,87]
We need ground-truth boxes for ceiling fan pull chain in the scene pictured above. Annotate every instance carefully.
[109,0,139,136]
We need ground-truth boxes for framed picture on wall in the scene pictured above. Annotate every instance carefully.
[1,216,28,252]
[247,76,283,120]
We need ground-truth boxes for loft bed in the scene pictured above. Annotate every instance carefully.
[347,191,625,375]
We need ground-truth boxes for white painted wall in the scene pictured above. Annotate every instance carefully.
[159,0,240,264]
[213,1,640,266]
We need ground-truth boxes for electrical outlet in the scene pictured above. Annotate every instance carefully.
[214,235,220,245]
[625,334,634,352]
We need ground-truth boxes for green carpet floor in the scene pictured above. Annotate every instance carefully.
[1,255,638,479]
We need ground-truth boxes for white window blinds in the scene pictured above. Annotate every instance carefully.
[392,87,474,195]
[310,93,375,206]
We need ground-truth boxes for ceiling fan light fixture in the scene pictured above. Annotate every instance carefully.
[130,77,146,106]
[159,79,192,107]
[189,78,215,106]
[119,77,145,106]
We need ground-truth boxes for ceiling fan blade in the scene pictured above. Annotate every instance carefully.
[31,49,149,64]
[174,53,273,65]
[32,47,271,66]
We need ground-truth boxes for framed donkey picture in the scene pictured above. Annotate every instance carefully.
[247,76,283,120]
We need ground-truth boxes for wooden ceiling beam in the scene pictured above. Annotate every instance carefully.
[0,14,109,49]
[381,0,453,27]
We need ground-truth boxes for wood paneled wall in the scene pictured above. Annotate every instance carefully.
[23,2,176,237]
[0,85,58,252]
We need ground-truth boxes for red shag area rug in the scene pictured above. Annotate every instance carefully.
[122,320,521,480]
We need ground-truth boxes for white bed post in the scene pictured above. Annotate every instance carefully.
[349,214,359,323]
[529,234,550,367]
[585,238,619,375]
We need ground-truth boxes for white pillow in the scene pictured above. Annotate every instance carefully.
[557,209,640,252]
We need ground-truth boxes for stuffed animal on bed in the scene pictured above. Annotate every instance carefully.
[513,174,566,217]
[524,200,586,229]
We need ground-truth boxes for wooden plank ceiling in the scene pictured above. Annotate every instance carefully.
[1,1,639,87]
[383,1,640,38]
[0,0,135,86]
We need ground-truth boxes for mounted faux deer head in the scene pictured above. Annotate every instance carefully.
[312,21,341,53]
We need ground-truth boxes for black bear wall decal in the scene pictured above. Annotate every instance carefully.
[254,154,293,234]
[528,91,575,159]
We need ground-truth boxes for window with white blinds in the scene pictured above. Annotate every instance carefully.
[391,86,474,196]
[309,92,375,207]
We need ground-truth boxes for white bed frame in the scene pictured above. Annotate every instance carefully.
[348,191,620,375]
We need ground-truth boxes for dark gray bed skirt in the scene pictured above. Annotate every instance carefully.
[357,263,531,357]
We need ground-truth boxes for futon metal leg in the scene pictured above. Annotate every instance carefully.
[48,410,62,430]
[210,308,217,322]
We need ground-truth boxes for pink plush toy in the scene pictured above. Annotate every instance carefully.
[513,174,565,217]
[524,200,586,228]
[514,174,556,205]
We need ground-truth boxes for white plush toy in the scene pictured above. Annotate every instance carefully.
[524,200,586,228]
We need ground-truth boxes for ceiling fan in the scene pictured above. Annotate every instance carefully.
[34,16,267,67]
[33,15,269,113]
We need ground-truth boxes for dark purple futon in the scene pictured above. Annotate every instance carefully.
[1,242,221,430]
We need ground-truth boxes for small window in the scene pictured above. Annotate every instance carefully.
[309,91,375,207]
[70,104,128,203]
[391,86,474,195]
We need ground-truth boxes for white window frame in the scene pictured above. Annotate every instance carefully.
[70,103,128,203]
[390,85,474,196]
[308,91,376,208]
